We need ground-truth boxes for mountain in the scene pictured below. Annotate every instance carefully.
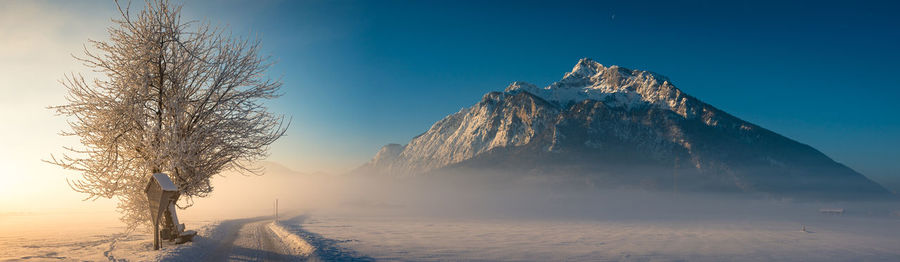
[357,58,892,200]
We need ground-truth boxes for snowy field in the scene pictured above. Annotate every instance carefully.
[283,213,900,262]
[0,213,318,261]
[4,205,900,261]
[4,168,899,261]
[275,175,900,261]
[0,211,220,261]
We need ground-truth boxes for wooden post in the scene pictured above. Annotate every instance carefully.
[153,219,160,250]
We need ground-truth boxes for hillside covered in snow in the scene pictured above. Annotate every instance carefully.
[357,58,893,200]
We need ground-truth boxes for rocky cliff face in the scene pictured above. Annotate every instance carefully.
[358,58,892,199]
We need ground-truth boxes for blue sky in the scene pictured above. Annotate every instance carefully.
[193,0,900,182]
[1,0,899,207]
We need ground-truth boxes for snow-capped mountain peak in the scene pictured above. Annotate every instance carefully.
[508,58,691,116]
[563,58,605,80]
[356,58,892,200]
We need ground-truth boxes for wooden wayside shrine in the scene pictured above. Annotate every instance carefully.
[145,173,197,250]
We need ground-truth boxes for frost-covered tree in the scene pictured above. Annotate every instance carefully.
[48,0,288,230]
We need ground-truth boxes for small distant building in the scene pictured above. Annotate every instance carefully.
[819,208,845,215]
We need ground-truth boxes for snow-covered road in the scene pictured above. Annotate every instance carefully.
[200,218,308,262]
[149,216,317,262]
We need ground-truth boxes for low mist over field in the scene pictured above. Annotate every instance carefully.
[203,162,900,221]
[193,162,900,261]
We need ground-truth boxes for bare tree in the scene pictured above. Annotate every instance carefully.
[48,0,288,230]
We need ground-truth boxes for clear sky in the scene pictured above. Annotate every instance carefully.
[1,0,899,212]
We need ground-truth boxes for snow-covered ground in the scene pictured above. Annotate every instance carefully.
[0,212,219,261]
[8,211,899,262]
[0,164,318,262]
[0,216,304,262]
[0,212,321,262]
[280,212,900,262]
[4,166,899,261]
